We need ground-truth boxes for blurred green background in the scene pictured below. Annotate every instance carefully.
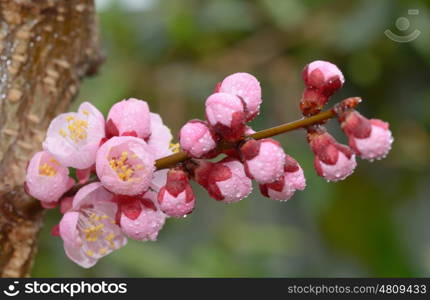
[33,0,430,277]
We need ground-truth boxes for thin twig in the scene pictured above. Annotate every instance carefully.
[155,97,361,170]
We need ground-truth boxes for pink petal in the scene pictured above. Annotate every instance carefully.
[179,120,217,158]
[96,136,156,195]
[219,72,262,121]
[43,102,105,169]
[25,151,74,204]
[107,98,151,139]
[147,113,173,159]
[120,191,166,241]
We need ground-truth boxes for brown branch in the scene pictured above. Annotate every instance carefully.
[0,0,102,277]
[155,97,361,170]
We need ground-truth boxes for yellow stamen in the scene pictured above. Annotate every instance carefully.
[50,158,60,165]
[39,163,57,177]
[59,129,67,137]
[169,142,180,153]
[86,250,94,257]
[84,224,105,242]
[109,151,135,181]
[60,118,89,142]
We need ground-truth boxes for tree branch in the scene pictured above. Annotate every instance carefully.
[0,0,102,277]
[155,97,361,170]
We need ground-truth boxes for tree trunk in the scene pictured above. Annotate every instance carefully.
[0,0,102,277]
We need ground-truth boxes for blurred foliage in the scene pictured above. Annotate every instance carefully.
[32,0,430,277]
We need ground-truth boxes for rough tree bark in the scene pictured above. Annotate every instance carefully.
[0,0,102,277]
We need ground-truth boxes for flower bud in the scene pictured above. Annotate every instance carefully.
[193,160,214,188]
[303,60,344,95]
[205,92,246,142]
[259,155,306,201]
[25,151,74,206]
[179,120,218,158]
[339,110,393,161]
[218,72,262,121]
[106,98,151,139]
[158,168,195,218]
[203,158,252,203]
[117,190,166,242]
[240,138,286,184]
[301,61,344,116]
[96,136,155,195]
[308,130,357,182]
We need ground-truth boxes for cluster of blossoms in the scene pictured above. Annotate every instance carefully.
[301,61,393,180]
[25,60,393,268]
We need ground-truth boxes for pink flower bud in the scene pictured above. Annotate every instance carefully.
[25,151,74,206]
[300,88,330,116]
[158,168,195,218]
[117,190,166,241]
[43,102,105,169]
[259,155,306,201]
[179,120,218,158]
[204,158,252,203]
[303,60,344,95]
[193,160,214,188]
[106,98,151,139]
[301,61,344,116]
[340,110,393,161]
[205,92,246,142]
[308,130,357,182]
[59,182,127,268]
[96,136,155,195]
[240,138,286,184]
[219,72,262,121]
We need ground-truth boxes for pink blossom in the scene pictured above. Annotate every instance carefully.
[59,182,127,268]
[203,158,252,203]
[340,110,393,161]
[106,98,151,139]
[193,160,214,188]
[218,72,262,121]
[308,131,357,182]
[301,61,344,116]
[179,120,218,158]
[205,92,246,142]
[158,168,195,218]
[147,113,173,159]
[260,155,306,201]
[43,102,105,169]
[240,138,286,184]
[117,190,166,241]
[303,60,344,95]
[96,136,155,195]
[25,151,74,206]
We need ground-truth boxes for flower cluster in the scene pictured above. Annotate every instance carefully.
[26,99,172,267]
[301,61,393,181]
[25,61,393,268]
